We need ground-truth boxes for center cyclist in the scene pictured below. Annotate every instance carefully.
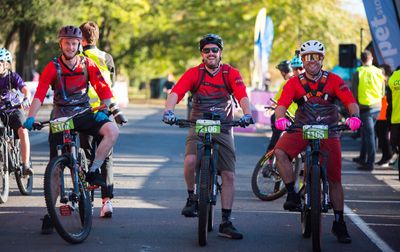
[163,34,253,240]
[273,40,361,244]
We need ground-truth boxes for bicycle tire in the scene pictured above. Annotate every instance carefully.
[310,163,322,252]
[0,142,9,203]
[15,140,33,195]
[251,152,286,201]
[44,155,92,244]
[198,155,211,246]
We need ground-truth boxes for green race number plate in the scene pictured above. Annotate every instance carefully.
[302,125,328,139]
[195,119,221,134]
[50,118,75,133]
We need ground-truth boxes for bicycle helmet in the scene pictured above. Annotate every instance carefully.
[58,25,82,40]
[199,34,224,51]
[0,48,12,63]
[290,56,303,68]
[300,40,325,56]
[276,60,292,74]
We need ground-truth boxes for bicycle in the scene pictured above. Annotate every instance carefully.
[171,113,247,246]
[33,106,105,243]
[0,103,33,203]
[289,123,349,252]
[251,100,302,201]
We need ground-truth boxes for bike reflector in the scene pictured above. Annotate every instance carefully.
[59,205,72,216]
[195,119,221,134]
[302,125,328,139]
[50,118,75,133]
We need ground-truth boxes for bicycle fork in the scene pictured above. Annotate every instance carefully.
[304,144,330,212]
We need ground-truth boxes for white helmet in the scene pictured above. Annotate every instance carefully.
[300,40,325,56]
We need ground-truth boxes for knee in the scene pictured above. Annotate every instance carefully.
[103,123,119,141]
[221,171,235,184]
[184,155,197,168]
[274,148,287,162]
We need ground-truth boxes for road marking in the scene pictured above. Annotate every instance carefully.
[366,223,400,227]
[343,183,400,187]
[344,204,395,252]
[345,199,400,204]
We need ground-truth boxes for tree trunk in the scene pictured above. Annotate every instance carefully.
[16,21,36,81]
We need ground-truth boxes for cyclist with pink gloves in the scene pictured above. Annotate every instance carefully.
[273,40,361,244]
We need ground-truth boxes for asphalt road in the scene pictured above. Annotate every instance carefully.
[0,104,399,252]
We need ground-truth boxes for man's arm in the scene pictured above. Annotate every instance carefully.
[275,105,287,119]
[347,102,360,117]
[164,92,178,112]
[239,97,251,115]
[27,98,42,118]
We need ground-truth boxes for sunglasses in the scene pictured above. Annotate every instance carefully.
[202,47,220,54]
[293,67,304,71]
[302,53,323,62]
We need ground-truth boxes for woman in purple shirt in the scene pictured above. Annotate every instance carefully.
[0,48,32,175]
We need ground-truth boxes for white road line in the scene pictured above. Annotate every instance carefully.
[345,199,400,204]
[366,223,400,227]
[344,204,395,252]
[343,184,400,187]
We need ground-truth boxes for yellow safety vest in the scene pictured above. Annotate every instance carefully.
[388,69,400,123]
[274,80,298,116]
[81,47,113,108]
[357,65,385,106]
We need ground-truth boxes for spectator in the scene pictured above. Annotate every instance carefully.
[352,50,385,171]
[162,73,175,99]
[375,64,393,166]
[387,67,400,175]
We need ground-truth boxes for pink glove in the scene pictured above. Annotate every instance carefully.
[275,118,291,131]
[345,117,362,131]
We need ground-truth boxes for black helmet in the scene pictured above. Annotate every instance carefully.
[58,25,82,40]
[199,34,224,51]
[276,60,292,74]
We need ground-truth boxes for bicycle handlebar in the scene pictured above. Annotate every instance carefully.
[32,104,107,131]
[172,118,242,128]
[286,123,350,133]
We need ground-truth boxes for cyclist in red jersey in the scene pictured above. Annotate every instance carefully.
[23,25,125,186]
[274,40,361,244]
[163,34,253,240]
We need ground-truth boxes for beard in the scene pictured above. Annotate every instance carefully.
[203,56,221,69]
[305,60,322,76]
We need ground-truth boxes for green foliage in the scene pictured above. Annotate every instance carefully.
[0,0,370,87]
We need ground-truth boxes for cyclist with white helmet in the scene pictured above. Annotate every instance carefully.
[274,40,361,244]
[0,48,32,175]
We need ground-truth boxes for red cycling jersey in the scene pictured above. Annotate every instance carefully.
[34,57,113,104]
[277,72,356,109]
[171,63,248,103]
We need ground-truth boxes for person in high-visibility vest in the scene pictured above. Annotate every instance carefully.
[352,50,385,171]
[79,21,116,218]
[388,67,400,176]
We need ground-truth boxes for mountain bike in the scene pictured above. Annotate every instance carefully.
[0,103,33,203]
[292,123,349,252]
[251,101,301,201]
[33,106,105,243]
[172,113,246,246]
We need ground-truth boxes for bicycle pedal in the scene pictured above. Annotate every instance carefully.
[59,205,72,216]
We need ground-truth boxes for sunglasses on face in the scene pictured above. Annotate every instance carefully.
[202,47,220,54]
[293,67,304,71]
[302,53,323,62]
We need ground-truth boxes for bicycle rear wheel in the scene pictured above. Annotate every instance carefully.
[198,155,211,246]
[0,143,9,203]
[251,152,286,201]
[44,155,92,244]
[310,163,321,252]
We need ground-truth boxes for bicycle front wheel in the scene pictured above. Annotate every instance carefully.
[15,142,33,195]
[44,155,92,244]
[310,163,322,252]
[0,143,9,203]
[251,152,286,201]
[198,155,211,246]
